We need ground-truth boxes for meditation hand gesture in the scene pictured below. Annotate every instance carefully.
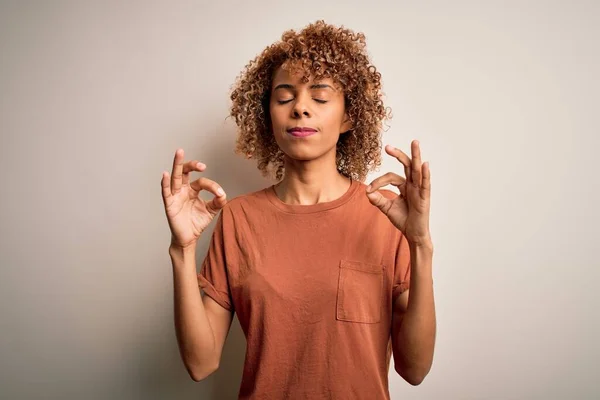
[161,149,227,250]
[366,140,432,247]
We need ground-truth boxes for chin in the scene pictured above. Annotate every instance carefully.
[281,147,318,161]
[275,132,337,162]
[281,143,338,163]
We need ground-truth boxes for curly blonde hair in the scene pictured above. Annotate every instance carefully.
[229,20,391,182]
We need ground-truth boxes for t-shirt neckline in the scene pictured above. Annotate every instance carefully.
[264,178,360,214]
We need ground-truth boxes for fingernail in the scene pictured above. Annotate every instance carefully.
[197,162,203,168]
[217,188,225,196]
[366,185,372,191]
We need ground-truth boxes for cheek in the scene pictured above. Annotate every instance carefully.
[322,108,344,127]
[269,104,285,126]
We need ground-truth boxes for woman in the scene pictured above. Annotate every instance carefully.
[161,20,436,399]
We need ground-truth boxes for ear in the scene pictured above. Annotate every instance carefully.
[340,112,353,134]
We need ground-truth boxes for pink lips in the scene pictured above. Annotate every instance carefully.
[287,127,317,137]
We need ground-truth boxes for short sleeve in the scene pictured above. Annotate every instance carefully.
[197,211,234,312]
[392,232,411,304]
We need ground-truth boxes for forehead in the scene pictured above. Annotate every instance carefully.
[271,63,336,87]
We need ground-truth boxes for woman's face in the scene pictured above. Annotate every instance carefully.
[269,64,352,162]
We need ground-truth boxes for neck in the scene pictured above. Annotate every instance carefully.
[274,152,351,205]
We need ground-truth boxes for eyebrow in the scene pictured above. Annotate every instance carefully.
[273,83,335,91]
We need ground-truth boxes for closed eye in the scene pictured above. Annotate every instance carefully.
[277,99,328,104]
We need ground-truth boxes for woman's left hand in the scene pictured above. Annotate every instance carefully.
[366,140,432,247]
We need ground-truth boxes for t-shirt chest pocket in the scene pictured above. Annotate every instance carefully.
[336,259,385,324]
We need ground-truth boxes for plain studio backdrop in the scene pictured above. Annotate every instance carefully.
[0,1,598,399]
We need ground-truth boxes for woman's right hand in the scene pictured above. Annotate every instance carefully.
[161,148,227,250]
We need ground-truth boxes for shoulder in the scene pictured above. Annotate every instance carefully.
[218,185,271,217]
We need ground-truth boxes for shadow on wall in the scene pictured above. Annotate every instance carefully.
[196,125,273,399]
[129,122,272,400]
[195,123,275,204]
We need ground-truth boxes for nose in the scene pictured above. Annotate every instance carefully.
[292,95,311,118]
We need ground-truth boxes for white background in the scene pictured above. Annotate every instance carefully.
[1,0,598,399]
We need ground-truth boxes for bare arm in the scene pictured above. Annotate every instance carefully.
[170,243,234,382]
[392,240,436,386]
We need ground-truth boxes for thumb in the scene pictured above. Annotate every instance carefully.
[366,190,390,215]
[206,193,228,217]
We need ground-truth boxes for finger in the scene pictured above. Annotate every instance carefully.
[171,149,185,194]
[399,182,407,199]
[365,188,393,215]
[421,161,431,200]
[366,172,406,193]
[206,194,228,216]
[385,145,412,183]
[190,177,228,217]
[182,160,206,186]
[411,140,422,186]
[161,171,172,206]
[189,177,226,199]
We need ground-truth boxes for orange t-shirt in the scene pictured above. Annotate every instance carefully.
[198,179,411,399]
